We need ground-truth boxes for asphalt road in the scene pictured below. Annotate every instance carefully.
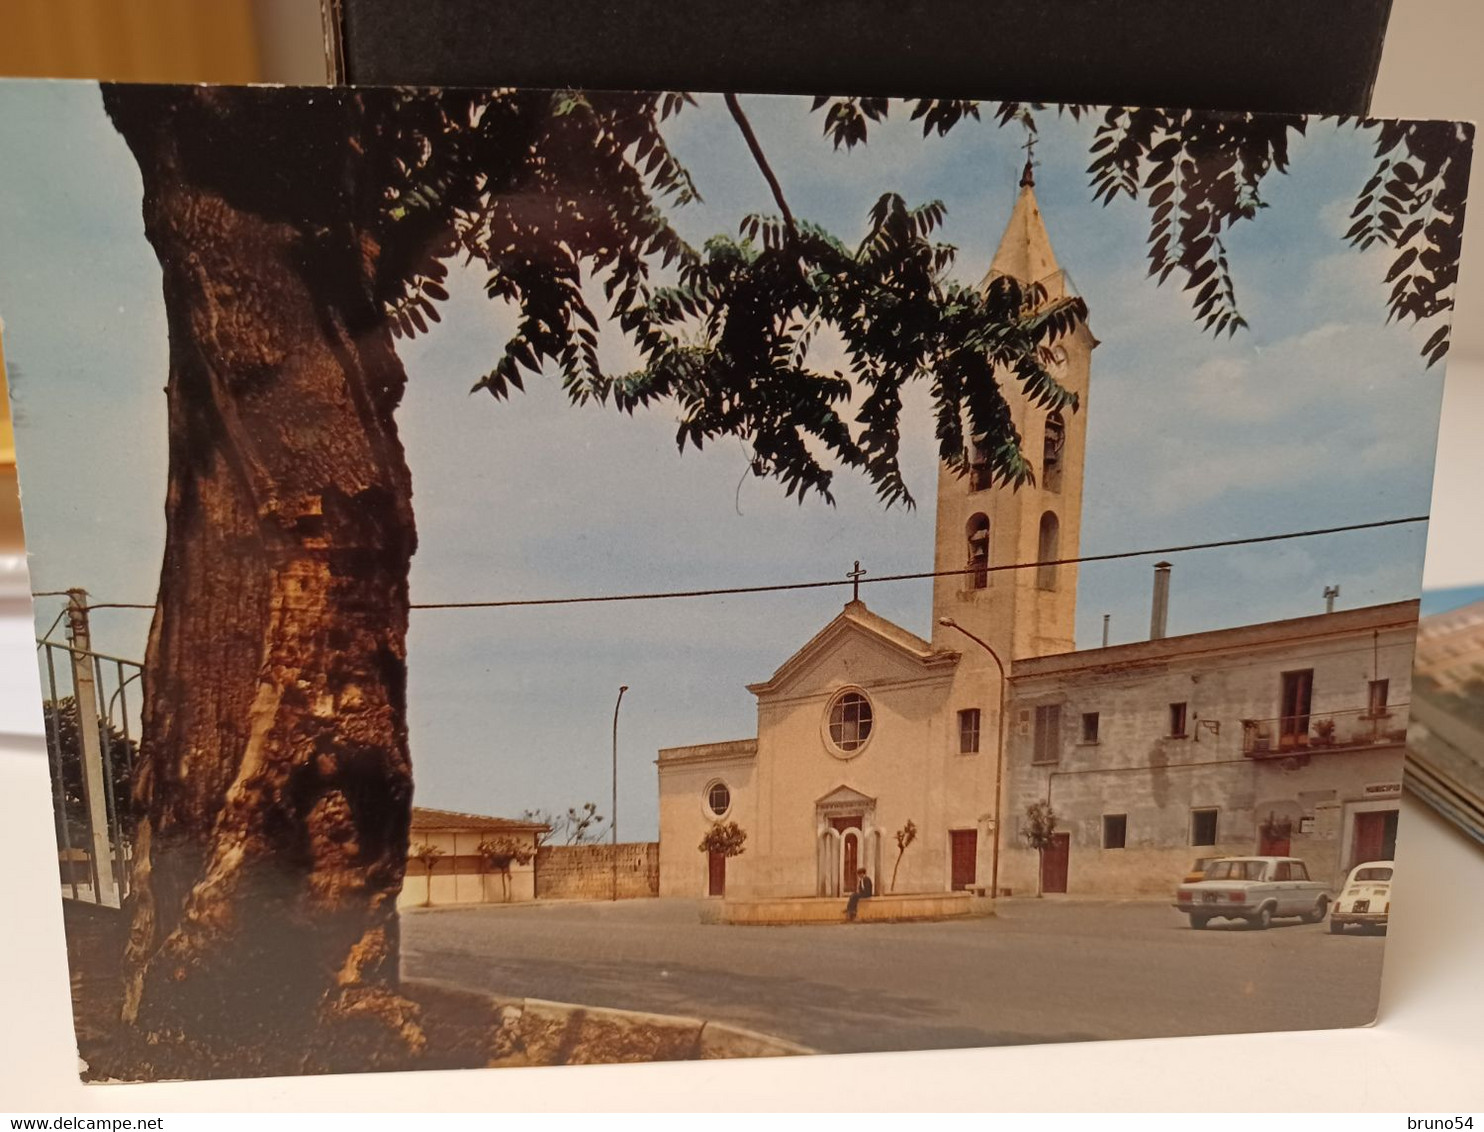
[400,897,1387,1055]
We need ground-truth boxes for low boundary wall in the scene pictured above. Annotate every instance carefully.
[535,841,659,900]
[716,890,993,925]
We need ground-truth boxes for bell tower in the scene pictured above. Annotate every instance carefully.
[930,160,1096,663]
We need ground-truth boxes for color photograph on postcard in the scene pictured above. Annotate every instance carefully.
[0,82,1472,1081]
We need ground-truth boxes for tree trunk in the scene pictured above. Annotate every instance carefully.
[102,86,421,1076]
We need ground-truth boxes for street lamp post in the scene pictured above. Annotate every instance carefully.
[938,617,1007,899]
[611,684,629,902]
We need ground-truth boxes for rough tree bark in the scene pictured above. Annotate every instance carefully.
[102,86,421,1075]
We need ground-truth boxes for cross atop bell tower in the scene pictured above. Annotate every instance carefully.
[929,161,1097,663]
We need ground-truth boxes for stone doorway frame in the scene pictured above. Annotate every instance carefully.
[815,785,882,897]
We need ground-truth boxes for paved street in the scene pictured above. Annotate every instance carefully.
[401,897,1387,1054]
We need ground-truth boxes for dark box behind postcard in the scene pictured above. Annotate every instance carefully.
[328,0,1392,116]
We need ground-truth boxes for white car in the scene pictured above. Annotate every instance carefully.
[1330,860,1393,934]
[1173,856,1332,930]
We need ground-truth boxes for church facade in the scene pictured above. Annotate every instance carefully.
[658,166,1093,901]
[655,166,1416,902]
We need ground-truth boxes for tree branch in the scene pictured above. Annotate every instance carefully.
[724,92,800,243]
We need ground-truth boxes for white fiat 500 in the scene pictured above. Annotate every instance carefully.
[1330,860,1393,934]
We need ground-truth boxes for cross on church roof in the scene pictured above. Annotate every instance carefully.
[847,560,867,602]
[1020,131,1037,188]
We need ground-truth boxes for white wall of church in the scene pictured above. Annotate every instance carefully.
[744,626,978,899]
[657,742,757,897]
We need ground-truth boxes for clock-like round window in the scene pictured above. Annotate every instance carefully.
[706,780,731,817]
[827,689,874,754]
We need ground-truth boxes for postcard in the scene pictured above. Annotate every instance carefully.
[0,82,1472,1081]
[1408,593,1484,844]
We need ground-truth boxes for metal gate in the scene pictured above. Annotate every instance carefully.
[37,638,142,908]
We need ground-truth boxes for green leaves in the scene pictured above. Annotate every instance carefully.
[615,192,1086,508]
[1088,108,1306,339]
[1088,108,1471,365]
[1344,119,1472,366]
[350,89,1467,521]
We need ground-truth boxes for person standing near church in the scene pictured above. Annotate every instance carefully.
[846,868,873,920]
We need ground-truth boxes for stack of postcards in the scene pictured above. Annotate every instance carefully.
[1408,601,1484,845]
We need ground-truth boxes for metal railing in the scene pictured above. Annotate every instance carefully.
[38,639,142,907]
[1240,704,1409,758]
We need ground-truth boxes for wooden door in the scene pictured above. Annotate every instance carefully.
[950,829,977,891]
[1259,825,1291,856]
[1352,809,1397,867]
[707,850,726,896]
[1279,669,1313,749]
[1041,832,1070,893]
[831,815,863,893]
[841,833,859,890]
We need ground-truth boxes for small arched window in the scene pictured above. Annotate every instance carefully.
[1037,511,1060,591]
[968,434,990,492]
[1043,412,1066,493]
[966,513,990,589]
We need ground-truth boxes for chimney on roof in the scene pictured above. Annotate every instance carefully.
[1150,562,1172,640]
[1324,584,1340,614]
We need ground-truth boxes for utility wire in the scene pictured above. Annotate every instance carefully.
[49,513,1427,614]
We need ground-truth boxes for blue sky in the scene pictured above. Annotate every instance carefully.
[0,83,1451,838]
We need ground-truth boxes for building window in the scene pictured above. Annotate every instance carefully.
[958,708,982,754]
[827,690,874,752]
[967,513,990,589]
[1036,511,1060,591]
[1043,411,1066,493]
[1367,678,1390,716]
[706,781,731,817]
[1032,703,1062,764]
[1103,814,1127,850]
[1081,711,1100,743]
[1191,808,1218,846]
[968,435,990,491]
[1280,668,1314,749]
[1169,702,1188,738]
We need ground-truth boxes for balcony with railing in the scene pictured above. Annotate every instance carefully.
[1240,704,1409,759]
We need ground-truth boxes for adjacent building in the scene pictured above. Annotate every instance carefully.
[398,806,547,909]
[999,600,1413,896]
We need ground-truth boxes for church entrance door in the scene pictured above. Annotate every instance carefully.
[708,850,726,896]
[832,815,862,893]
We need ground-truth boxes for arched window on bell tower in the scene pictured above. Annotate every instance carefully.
[966,513,990,589]
[1037,511,1060,591]
[968,434,990,492]
[1043,411,1066,493]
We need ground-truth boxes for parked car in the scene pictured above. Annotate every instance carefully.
[1182,855,1227,884]
[1330,860,1393,934]
[1173,856,1332,930]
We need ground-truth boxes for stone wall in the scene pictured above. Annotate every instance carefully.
[999,602,1417,896]
[536,842,659,900]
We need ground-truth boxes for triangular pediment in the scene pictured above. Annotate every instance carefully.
[746,600,958,698]
[815,784,876,809]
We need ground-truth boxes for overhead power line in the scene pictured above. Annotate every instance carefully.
[51,513,1427,615]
